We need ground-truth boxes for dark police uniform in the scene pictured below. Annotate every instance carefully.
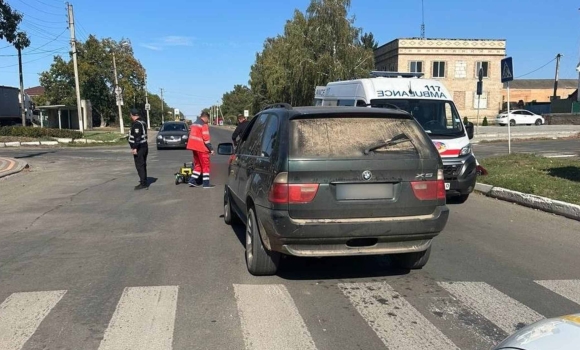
[128,113,148,189]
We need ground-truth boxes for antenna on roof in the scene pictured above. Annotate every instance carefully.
[420,0,425,39]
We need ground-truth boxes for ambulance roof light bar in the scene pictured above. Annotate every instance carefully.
[370,71,424,79]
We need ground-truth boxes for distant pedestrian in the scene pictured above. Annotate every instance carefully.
[186,111,214,188]
[232,113,248,147]
[128,109,149,190]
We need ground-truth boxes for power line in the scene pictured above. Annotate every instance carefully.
[0,50,66,68]
[15,0,63,16]
[515,57,558,79]
[0,47,66,56]
[26,28,68,53]
[29,0,63,10]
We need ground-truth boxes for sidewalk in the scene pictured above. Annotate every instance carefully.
[0,157,28,179]
[472,125,580,142]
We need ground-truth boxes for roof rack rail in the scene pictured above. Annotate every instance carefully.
[261,103,293,111]
[370,71,424,79]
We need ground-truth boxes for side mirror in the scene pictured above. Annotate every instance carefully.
[465,122,474,140]
[217,142,234,155]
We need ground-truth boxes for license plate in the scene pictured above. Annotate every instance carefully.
[445,183,450,190]
[167,139,180,143]
[336,183,394,200]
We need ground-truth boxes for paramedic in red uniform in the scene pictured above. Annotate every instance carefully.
[186,111,215,188]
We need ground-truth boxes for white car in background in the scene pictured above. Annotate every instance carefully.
[496,109,545,126]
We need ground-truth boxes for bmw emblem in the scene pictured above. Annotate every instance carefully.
[362,170,372,181]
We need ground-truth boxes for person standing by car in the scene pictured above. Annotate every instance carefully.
[231,113,248,147]
[128,109,149,190]
[186,111,215,188]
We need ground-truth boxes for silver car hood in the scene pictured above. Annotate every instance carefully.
[494,314,580,350]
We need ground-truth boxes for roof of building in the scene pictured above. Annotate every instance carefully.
[24,86,45,96]
[507,79,578,90]
[376,37,506,50]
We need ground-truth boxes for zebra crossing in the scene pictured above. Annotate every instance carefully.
[1,280,579,350]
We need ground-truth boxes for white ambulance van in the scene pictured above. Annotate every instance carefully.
[319,71,477,203]
[313,86,326,106]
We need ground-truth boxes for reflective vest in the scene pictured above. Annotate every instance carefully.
[186,118,211,153]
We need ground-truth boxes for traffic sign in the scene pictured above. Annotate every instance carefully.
[114,86,122,95]
[501,57,513,83]
[145,103,151,111]
[174,108,179,116]
[243,110,249,117]
[116,99,123,106]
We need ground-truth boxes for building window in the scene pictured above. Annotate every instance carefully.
[455,61,467,79]
[432,61,446,78]
[409,61,423,73]
[476,61,489,78]
[473,92,488,109]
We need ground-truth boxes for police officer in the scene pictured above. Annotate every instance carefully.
[128,108,149,190]
[231,113,248,147]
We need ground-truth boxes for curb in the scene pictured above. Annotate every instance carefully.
[0,158,29,179]
[472,131,579,143]
[0,138,124,148]
[474,183,580,221]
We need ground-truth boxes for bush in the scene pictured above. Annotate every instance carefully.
[0,126,83,139]
[482,117,488,126]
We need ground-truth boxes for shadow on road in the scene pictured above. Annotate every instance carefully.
[147,177,159,186]
[546,166,580,182]
[14,151,56,159]
[226,222,410,280]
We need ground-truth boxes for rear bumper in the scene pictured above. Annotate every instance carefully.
[255,205,449,257]
[443,154,477,196]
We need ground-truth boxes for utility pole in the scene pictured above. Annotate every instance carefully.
[67,3,84,132]
[552,53,562,101]
[420,0,425,39]
[145,74,150,129]
[160,88,165,124]
[17,47,25,126]
[112,52,125,134]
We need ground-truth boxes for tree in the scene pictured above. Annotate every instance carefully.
[0,0,22,44]
[221,85,253,117]
[359,32,378,50]
[39,35,175,128]
[249,0,374,109]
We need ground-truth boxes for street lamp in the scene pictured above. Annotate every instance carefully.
[112,40,131,134]
[576,62,580,102]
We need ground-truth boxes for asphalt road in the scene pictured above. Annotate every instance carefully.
[1,128,580,350]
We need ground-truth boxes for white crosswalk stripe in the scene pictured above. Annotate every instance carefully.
[0,290,66,350]
[339,282,459,350]
[233,284,317,350]
[438,281,544,334]
[535,280,580,305]
[2,280,580,350]
[98,286,179,350]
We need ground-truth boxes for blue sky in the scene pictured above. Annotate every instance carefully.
[1,0,579,117]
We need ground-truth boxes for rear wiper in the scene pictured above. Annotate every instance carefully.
[364,134,411,155]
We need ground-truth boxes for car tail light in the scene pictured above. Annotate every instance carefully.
[411,169,445,200]
[268,172,319,204]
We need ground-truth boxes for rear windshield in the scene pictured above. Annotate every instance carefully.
[289,117,434,159]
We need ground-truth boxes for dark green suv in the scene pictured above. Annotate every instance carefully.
[217,104,449,276]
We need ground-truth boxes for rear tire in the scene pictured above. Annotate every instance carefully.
[246,207,279,276]
[391,246,431,270]
[224,187,239,225]
[535,119,542,126]
[447,193,469,204]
